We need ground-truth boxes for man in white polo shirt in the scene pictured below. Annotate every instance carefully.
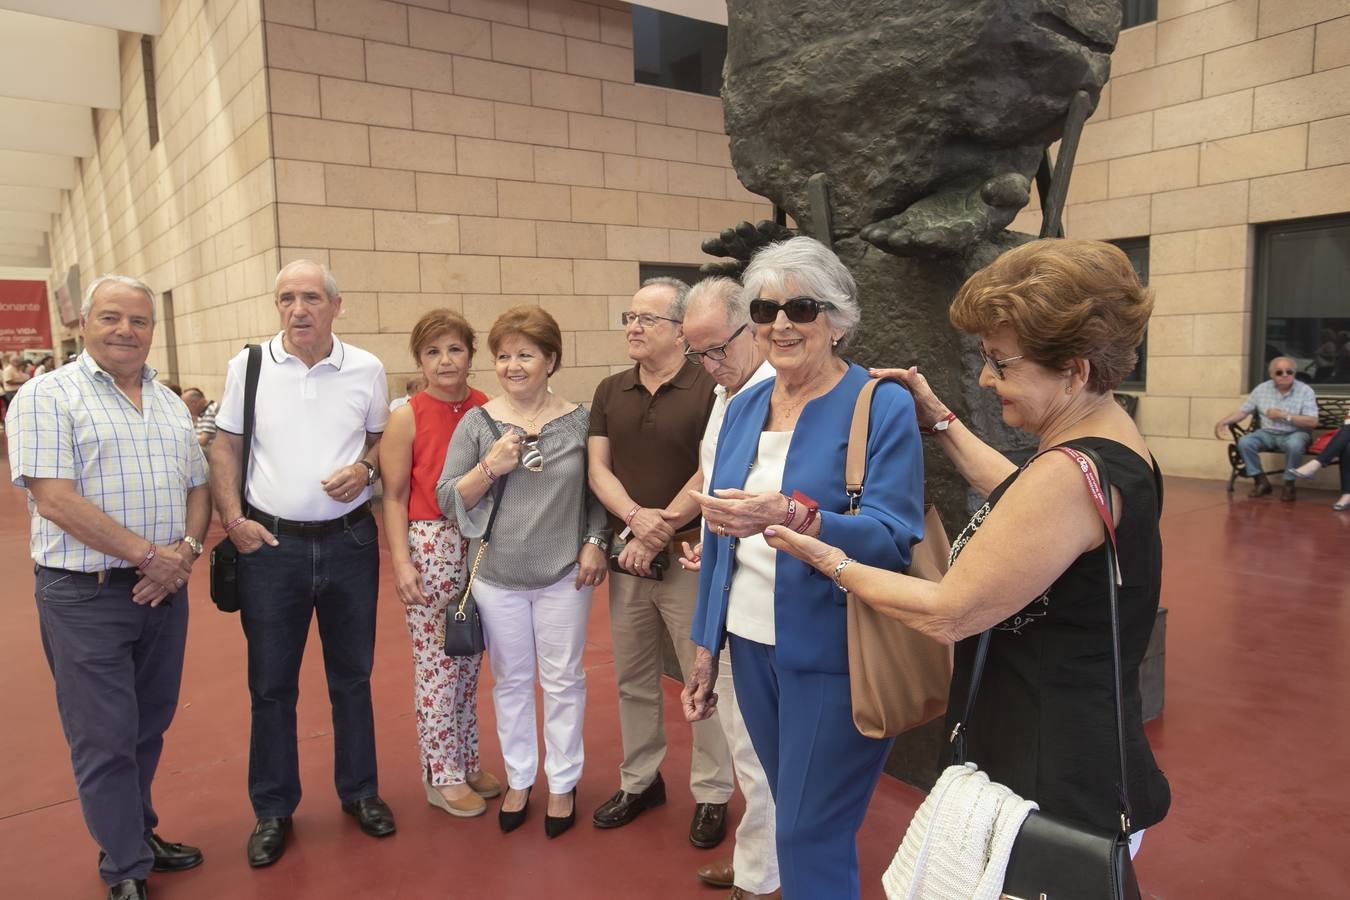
[209,259,394,868]
[675,277,780,900]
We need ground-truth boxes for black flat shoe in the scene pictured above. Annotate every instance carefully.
[544,787,576,839]
[592,771,666,829]
[689,801,728,848]
[499,786,532,834]
[246,817,292,868]
[342,795,397,837]
[107,879,146,900]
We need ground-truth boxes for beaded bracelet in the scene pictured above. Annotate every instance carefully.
[479,460,498,483]
[136,545,157,572]
[224,516,247,533]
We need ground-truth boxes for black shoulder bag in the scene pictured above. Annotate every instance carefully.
[951,444,1141,900]
[442,408,508,656]
[208,344,262,613]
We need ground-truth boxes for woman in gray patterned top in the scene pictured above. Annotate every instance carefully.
[437,306,609,840]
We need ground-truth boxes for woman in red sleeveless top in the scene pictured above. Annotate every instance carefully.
[380,309,501,817]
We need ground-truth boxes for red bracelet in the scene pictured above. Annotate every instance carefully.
[624,504,641,527]
[136,544,157,572]
[224,516,247,533]
[790,490,819,533]
[782,496,797,526]
[479,460,497,483]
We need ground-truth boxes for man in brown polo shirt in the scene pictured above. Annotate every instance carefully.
[588,277,734,849]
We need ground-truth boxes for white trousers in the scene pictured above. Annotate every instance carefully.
[718,645,781,894]
[473,568,593,794]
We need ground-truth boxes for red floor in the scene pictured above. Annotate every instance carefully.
[1,437,1347,899]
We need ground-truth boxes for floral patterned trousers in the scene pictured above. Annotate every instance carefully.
[405,518,482,787]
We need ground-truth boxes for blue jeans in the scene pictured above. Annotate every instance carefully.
[1238,428,1310,480]
[238,512,381,817]
[35,566,187,885]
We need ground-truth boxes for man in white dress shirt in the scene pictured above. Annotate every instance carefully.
[677,277,781,900]
[209,260,394,867]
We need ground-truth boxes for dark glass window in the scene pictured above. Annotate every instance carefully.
[1122,0,1158,29]
[638,263,705,287]
[632,6,727,97]
[1254,215,1350,391]
[1111,237,1149,389]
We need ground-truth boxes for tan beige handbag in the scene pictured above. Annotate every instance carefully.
[844,377,953,739]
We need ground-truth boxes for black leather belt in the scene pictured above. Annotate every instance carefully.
[36,564,139,584]
[246,502,372,538]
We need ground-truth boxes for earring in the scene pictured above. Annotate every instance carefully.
[831,338,839,347]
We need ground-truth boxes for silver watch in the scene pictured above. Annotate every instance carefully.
[359,459,377,484]
[584,535,609,553]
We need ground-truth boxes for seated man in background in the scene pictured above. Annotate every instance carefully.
[1213,356,1319,501]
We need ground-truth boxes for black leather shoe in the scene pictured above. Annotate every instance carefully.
[499,786,532,834]
[592,771,666,829]
[689,801,728,848]
[246,817,292,868]
[146,833,203,872]
[544,787,576,839]
[107,878,146,899]
[342,795,397,837]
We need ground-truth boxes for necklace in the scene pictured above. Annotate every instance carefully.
[505,395,551,432]
[431,386,472,414]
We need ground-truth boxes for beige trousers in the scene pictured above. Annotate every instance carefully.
[608,564,734,802]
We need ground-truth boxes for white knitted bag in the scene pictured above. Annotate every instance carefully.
[882,762,1039,900]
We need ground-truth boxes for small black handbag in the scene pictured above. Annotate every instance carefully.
[209,344,261,614]
[951,445,1141,900]
[443,409,507,657]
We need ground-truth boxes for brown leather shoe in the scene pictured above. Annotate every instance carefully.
[697,858,735,888]
[729,888,782,899]
[1248,474,1273,498]
[1281,481,1297,502]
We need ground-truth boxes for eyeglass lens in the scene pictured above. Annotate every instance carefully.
[749,297,832,324]
[521,434,543,472]
[1273,369,1294,375]
[685,323,747,363]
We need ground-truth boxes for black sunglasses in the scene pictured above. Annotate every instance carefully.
[1272,368,1295,376]
[749,297,836,325]
[684,323,748,365]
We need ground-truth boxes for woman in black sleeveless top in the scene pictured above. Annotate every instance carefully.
[766,238,1170,846]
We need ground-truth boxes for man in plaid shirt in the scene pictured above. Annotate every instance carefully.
[1214,356,1320,501]
[5,275,211,900]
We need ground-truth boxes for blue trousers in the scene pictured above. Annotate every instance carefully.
[237,512,381,817]
[1238,428,1310,479]
[729,635,895,900]
[35,566,188,885]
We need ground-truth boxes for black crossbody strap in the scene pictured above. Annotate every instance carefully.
[476,407,508,541]
[239,344,262,508]
[950,443,1133,835]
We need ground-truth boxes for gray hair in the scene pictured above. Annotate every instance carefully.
[741,237,861,349]
[1268,356,1295,374]
[275,258,340,300]
[81,274,157,322]
[684,276,748,327]
[640,276,692,320]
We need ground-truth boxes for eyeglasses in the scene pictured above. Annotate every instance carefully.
[980,348,1024,380]
[684,323,748,365]
[748,297,836,325]
[621,311,682,328]
[521,434,543,473]
[1272,369,1295,376]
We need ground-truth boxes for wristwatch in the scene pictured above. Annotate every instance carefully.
[182,535,204,557]
[359,459,377,485]
[584,535,609,553]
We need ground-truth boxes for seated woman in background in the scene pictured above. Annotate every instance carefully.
[768,238,1171,859]
[1289,421,1350,511]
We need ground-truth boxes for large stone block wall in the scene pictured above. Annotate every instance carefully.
[47,0,276,399]
[1011,0,1350,483]
[264,0,771,402]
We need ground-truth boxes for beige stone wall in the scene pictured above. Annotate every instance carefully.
[264,0,771,402]
[1011,0,1350,482]
[47,0,275,399]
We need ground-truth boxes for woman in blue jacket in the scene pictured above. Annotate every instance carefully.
[683,237,924,899]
